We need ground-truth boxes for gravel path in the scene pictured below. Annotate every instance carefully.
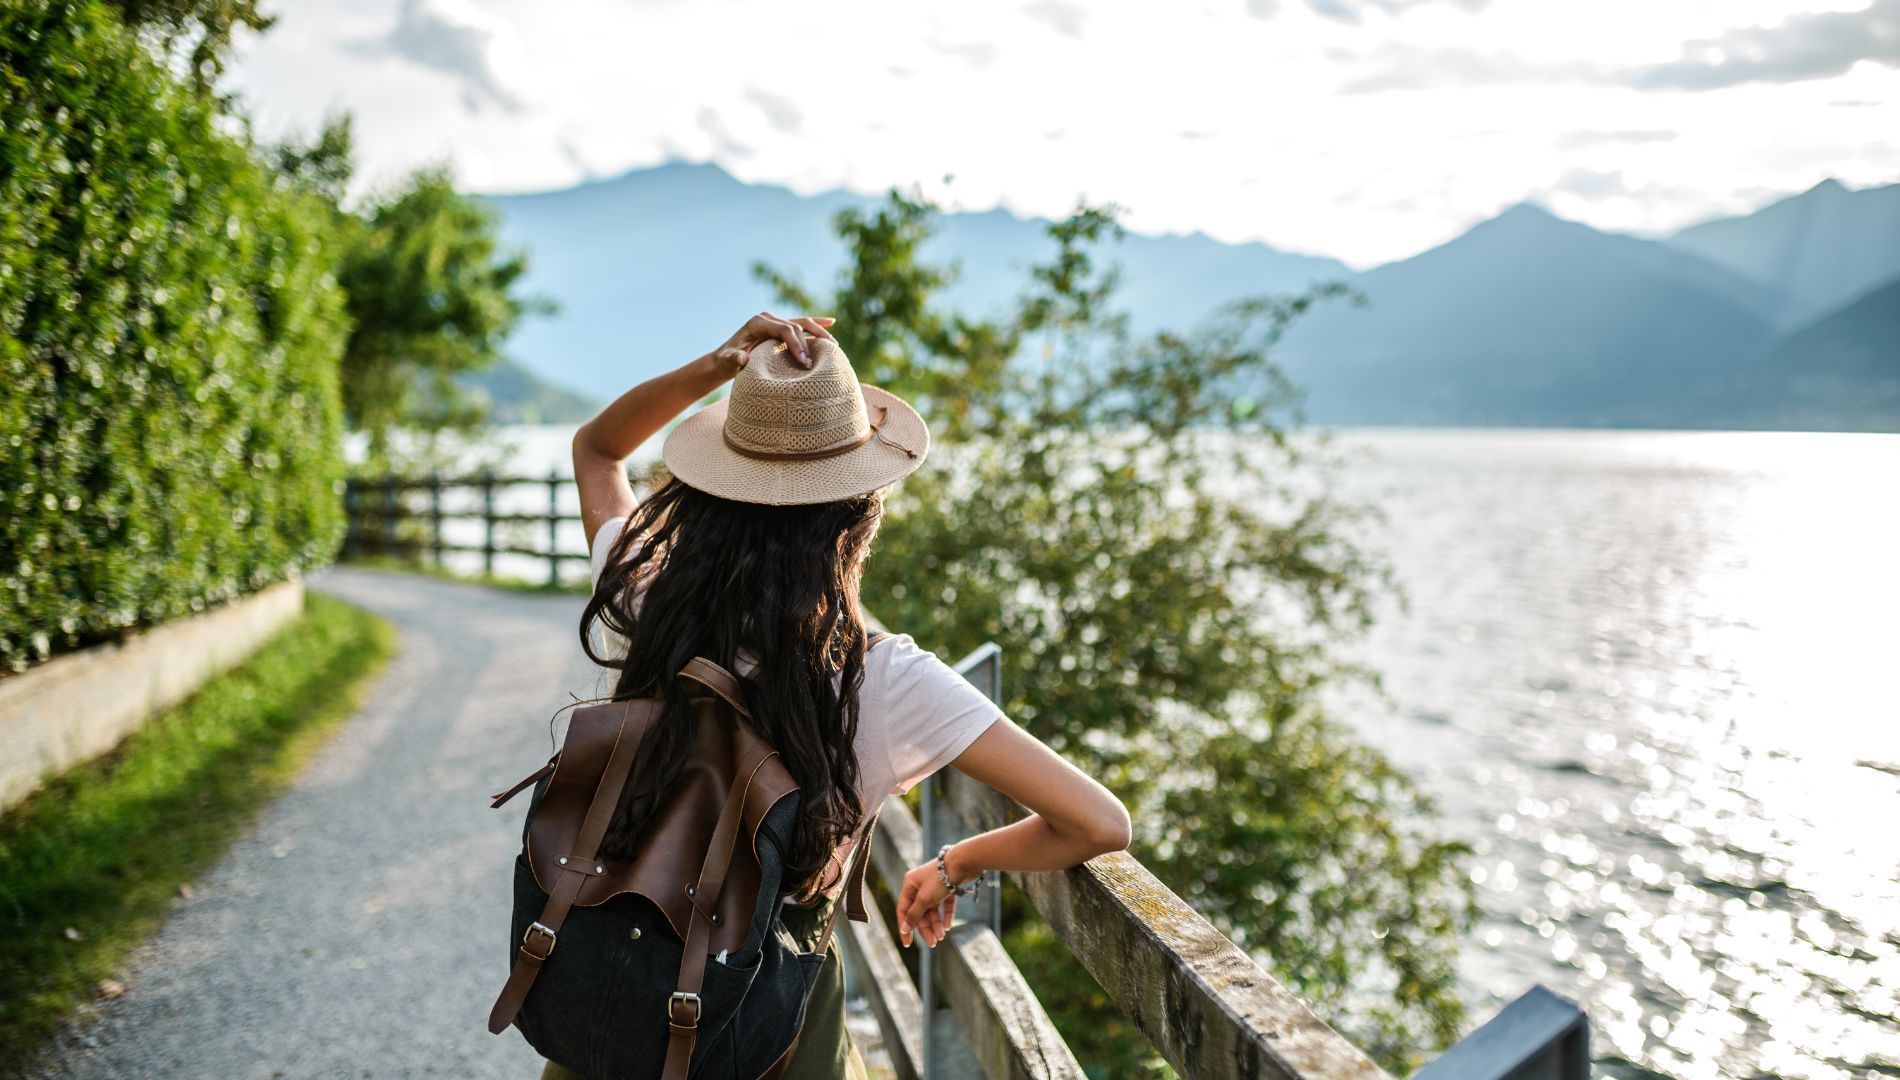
[34,567,612,1079]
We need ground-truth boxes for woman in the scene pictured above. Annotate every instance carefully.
[552,311,1131,1078]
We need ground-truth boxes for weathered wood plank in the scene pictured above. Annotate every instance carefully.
[937,921,1089,1080]
[839,888,926,1080]
[867,790,923,892]
[940,770,1391,1080]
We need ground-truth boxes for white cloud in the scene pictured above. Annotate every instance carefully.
[222,0,1900,268]
[348,0,524,112]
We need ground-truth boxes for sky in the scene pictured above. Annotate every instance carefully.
[223,0,1900,269]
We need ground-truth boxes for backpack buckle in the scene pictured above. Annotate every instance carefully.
[522,921,557,959]
[668,991,702,1025]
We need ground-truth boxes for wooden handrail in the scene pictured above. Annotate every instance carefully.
[938,768,1390,1079]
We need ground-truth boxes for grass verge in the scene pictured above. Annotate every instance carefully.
[0,592,394,1069]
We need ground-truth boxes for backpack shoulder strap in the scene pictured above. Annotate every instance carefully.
[677,657,749,717]
[487,698,660,1034]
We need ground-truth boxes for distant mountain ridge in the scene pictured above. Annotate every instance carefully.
[1269,202,1788,426]
[1666,178,1900,329]
[460,358,597,424]
[483,162,1900,432]
[483,161,1349,405]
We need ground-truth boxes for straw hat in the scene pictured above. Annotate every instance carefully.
[662,334,930,506]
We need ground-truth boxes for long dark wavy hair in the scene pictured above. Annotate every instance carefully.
[578,475,884,901]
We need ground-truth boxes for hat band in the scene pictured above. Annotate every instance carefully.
[723,404,897,462]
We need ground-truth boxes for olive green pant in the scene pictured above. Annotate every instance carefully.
[537,896,870,1080]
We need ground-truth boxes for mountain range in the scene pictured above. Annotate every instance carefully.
[481,163,1900,432]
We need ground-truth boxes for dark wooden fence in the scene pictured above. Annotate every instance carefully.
[343,471,588,586]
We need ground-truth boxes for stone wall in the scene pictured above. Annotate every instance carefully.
[0,580,305,811]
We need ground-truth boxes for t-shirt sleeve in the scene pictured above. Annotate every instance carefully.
[875,633,1005,795]
[589,517,626,588]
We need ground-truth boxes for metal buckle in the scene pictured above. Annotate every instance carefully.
[668,991,702,1023]
[522,921,557,957]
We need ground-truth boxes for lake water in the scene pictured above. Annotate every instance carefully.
[407,425,1900,1078]
[1324,429,1899,1079]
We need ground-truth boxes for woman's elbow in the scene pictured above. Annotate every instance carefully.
[571,421,599,460]
[1087,797,1133,855]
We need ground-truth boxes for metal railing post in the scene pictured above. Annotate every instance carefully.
[920,642,1006,1078]
[1412,985,1590,1079]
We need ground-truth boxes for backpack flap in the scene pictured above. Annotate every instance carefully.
[521,696,798,955]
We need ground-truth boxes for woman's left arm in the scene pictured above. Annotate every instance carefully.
[572,312,835,548]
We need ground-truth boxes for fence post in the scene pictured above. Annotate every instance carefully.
[429,473,444,567]
[380,475,398,559]
[547,467,561,588]
[343,478,359,560]
[482,469,497,577]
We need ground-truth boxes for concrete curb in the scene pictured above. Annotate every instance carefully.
[0,579,305,812]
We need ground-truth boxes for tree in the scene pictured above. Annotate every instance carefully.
[334,166,549,465]
[757,191,1475,1074]
[106,0,272,95]
[265,118,550,468]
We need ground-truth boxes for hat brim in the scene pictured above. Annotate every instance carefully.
[661,384,930,506]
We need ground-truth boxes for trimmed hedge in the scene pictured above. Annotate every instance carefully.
[1,0,349,671]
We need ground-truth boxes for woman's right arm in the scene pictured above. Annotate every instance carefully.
[571,312,833,549]
[894,718,1131,948]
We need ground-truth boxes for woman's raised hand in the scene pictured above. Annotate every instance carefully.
[708,311,836,378]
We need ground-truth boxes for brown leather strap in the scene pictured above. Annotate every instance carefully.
[487,700,656,1034]
[489,760,555,809]
[677,657,750,718]
[819,808,880,952]
[723,403,895,462]
[662,698,771,1079]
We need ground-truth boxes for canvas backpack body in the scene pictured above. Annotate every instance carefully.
[485,653,881,1079]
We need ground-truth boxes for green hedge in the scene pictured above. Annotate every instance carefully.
[0,0,349,671]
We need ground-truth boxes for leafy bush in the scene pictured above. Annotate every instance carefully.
[0,0,349,671]
[760,192,1476,1073]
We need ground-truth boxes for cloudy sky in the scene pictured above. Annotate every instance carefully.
[224,0,1899,268]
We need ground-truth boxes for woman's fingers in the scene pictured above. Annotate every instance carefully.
[897,876,919,946]
[739,312,806,367]
[733,312,838,369]
[763,314,810,366]
[791,315,835,342]
[896,863,973,948]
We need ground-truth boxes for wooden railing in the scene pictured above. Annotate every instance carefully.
[841,643,1392,1080]
[345,473,1593,1078]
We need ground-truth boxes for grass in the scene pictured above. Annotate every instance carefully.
[0,592,395,1070]
[342,553,591,596]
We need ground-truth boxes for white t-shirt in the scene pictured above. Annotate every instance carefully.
[588,516,1003,901]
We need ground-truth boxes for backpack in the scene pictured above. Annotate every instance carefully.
[485,648,883,1079]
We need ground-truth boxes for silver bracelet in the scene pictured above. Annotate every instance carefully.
[935,843,980,897]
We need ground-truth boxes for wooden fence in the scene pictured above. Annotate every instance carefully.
[343,471,588,586]
[344,473,1592,1078]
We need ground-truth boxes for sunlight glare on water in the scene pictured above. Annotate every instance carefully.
[1322,429,1900,1079]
